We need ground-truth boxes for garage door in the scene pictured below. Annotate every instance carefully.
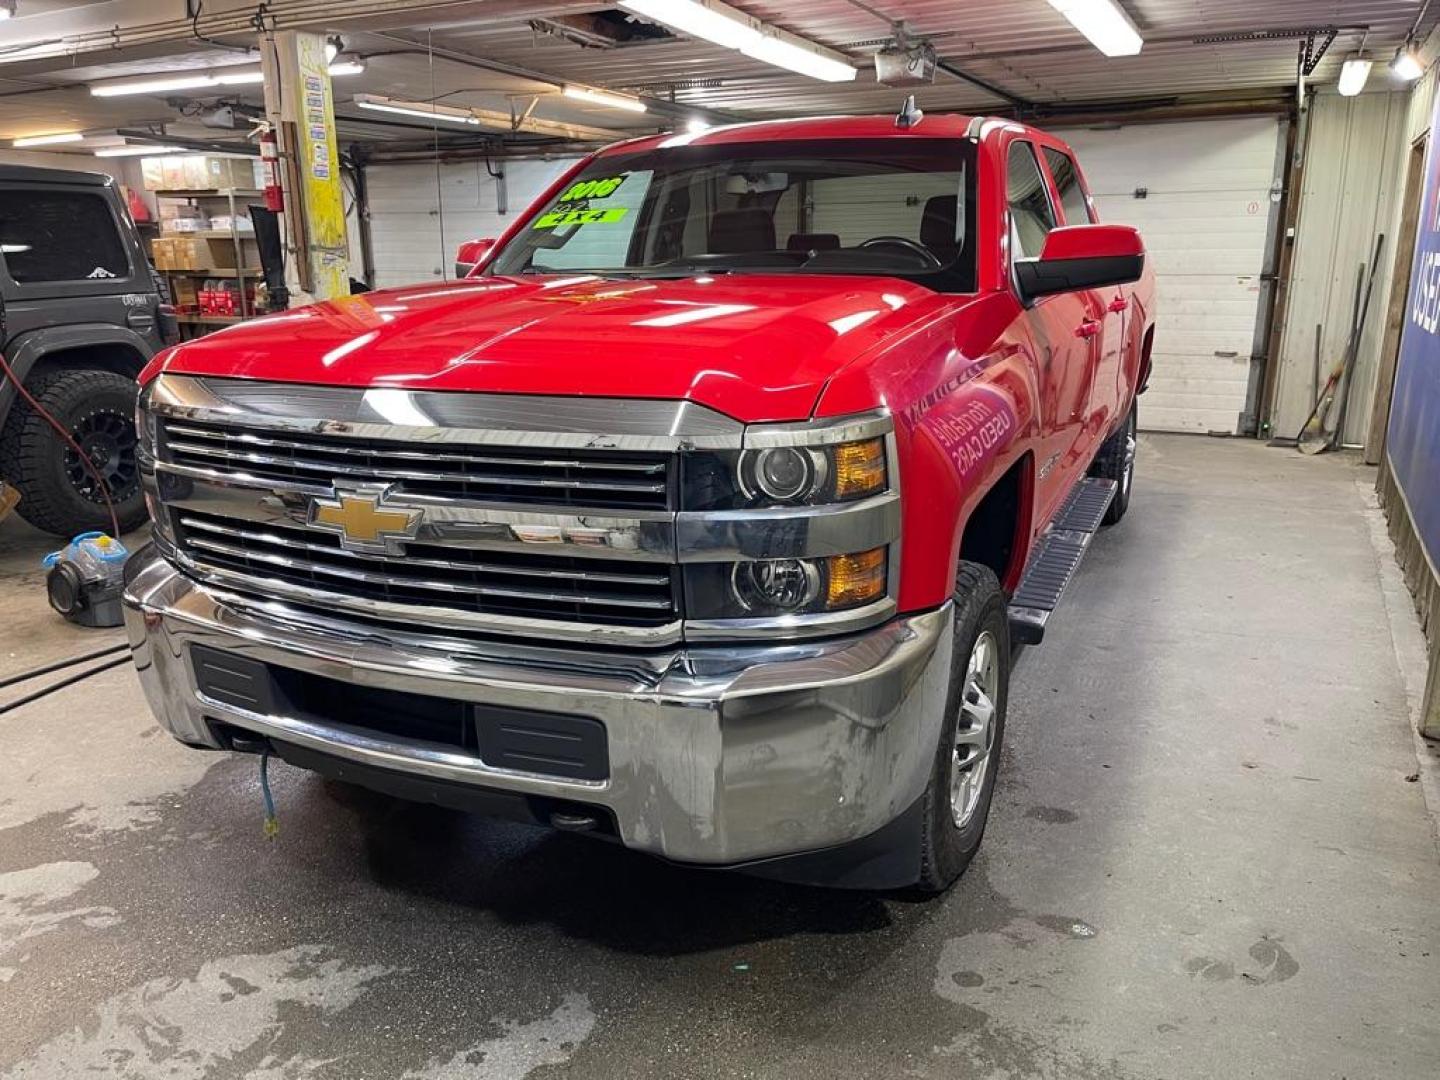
[1059,118,1285,434]
[363,157,580,288]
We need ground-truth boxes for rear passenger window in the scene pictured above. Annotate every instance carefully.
[1044,148,1093,225]
[0,189,130,283]
[1006,142,1056,260]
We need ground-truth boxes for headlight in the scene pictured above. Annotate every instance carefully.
[682,437,888,510]
[134,384,157,452]
[685,547,888,620]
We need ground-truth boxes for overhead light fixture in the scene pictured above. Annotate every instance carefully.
[353,94,480,125]
[686,117,710,133]
[94,144,186,158]
[1391,39,1424,82]
[0,0,15,22]
[90,61,363,98]
[563,85,647,113]
[326,36,344,64]
[213,69,265,86]
[1045,0,1144,57]
[618,0,856,82]
[13,132,85,147]
[92,73,218,97]
[1338,55,1372,96]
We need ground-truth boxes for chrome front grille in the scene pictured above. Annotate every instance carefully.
[174,512,681,629]
[161,419,673,511]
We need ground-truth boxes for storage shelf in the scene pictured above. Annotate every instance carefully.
[163,229,257,240]
[154,188,263,197]
[160,268,260,277]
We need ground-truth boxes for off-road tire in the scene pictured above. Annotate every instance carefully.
[0,368,146,537]
[915,561,1011,893]
[1090,403,1137,525]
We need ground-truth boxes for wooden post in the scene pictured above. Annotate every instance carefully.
[1365,138,1427,464]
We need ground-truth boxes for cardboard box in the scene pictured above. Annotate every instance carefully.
[141,156,166,191]
[161,216,211,234]
[161,156,188,190]
[169,276,199,308]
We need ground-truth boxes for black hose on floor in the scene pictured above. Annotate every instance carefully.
[0,656,131,715]
[0,643,129,691]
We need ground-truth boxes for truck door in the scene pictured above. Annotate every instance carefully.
[1006,140,1098,519]
[1043,146,1124,436]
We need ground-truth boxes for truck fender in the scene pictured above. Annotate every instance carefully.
[0,324,154,420]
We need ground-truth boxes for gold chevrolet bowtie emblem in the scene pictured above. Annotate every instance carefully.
[309,487,421,551]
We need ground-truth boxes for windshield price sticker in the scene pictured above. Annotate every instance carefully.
[533,207,629,230]
[556,175,626,203]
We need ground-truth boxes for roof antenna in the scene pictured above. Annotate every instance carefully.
[895,94,924,129]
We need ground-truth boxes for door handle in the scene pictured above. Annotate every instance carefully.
[1075,319,1102,339]
[1108,294,1129,313]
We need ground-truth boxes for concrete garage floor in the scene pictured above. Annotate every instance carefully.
[2,434,1438,1079]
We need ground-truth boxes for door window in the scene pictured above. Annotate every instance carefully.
[1006,142,1057,259]
[1043,148,1094,225]
[0,189,130,283]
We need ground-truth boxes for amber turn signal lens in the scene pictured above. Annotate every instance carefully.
[826,547,886,608]
[832,438,886,499]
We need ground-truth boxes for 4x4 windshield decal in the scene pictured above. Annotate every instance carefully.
[533,207,629,230]
[531,174,630,230]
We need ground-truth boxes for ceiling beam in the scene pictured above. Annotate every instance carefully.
[0,0,598,76]
[364,31,744,126]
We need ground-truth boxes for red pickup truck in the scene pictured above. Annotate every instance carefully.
[124,113,1154,892]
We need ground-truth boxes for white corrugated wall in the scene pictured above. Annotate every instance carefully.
[1057,117,1286,434]
[359,156,580,288]
[1270,90,1410,446]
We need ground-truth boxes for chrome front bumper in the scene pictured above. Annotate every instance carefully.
[122,544,953,866]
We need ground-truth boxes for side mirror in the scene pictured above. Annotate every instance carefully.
[1015,224,1144,303]
[455,237,497,278]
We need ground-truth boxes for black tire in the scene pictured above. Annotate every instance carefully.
[1090,403,1136,525]
[915,561,1011,894]
[0,368,146,538]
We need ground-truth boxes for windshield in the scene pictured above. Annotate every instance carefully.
[488,137,977,291]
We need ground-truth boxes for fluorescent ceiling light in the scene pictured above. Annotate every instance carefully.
[353,95,479,125]
[92,74,219,97]
[1046,0,1144,57]
[94,144,186,158]
[618,0,856,82]
[563,85,647,113]
[213,70,265,86]
[1391,42,1424,81]
[91,62,362,98]
[0,0,14,21]
[742,34,856,82]
[13,132,84,147]
[1338,57,1372,96]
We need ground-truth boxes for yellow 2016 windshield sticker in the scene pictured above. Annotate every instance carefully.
[532,206,629,230]
[556,175,626,202]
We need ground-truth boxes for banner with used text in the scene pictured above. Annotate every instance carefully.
[1389,88,1440,571]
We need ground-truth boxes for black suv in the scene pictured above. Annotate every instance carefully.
[0,164,176,537]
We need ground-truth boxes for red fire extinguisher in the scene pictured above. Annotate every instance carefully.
[260,126,283,213]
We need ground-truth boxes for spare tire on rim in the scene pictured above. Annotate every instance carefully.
[0,368,146,538]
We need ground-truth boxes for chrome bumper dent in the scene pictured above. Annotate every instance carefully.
[123,545,953,865]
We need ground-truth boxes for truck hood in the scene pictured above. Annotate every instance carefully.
[146,274,953,422]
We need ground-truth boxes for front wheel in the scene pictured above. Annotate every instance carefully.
[914,562,1011,893]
